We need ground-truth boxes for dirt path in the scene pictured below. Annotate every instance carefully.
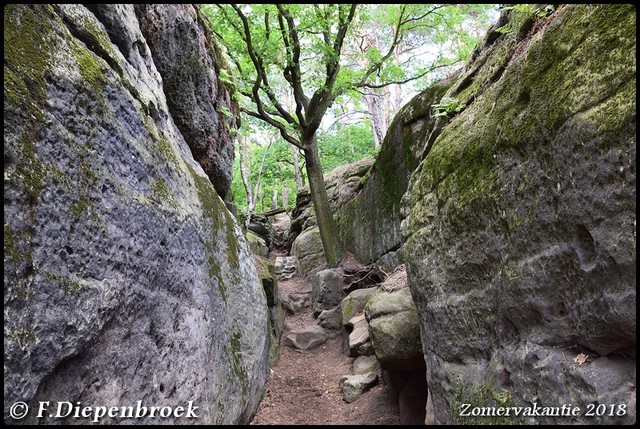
[250,259,400,425]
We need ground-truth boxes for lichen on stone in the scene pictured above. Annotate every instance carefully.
[149,178,177,209]
[8,326,37,351]
[225,331,249,405]
[70,41,105,93]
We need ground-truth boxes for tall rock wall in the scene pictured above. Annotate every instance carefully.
[337,78,453,267]
[401,5,635,424]
[4,4,267,424]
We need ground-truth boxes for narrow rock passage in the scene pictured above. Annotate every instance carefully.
[251,255,400,425]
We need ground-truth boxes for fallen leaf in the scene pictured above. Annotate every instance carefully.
[574,353,588,365]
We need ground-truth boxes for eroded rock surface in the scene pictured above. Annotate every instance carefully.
[401,4,636,424]
[4,4,267,425]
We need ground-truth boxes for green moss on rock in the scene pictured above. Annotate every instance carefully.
[451,379,514,425]
[149,178,177,209]
[15,134,46,204]
[224,331,249,405]
[4,4,54,123]
[187,162,243,301]
[186,162,220,228]
[70,41,105,93]
[4,225,33,274]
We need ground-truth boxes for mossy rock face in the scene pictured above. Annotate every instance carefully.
[335,77,454,265]
[247,231,269,258]
[291,227,326,278]
[402,5,636,424]
[341,286,378,324]
[4,5,267,425]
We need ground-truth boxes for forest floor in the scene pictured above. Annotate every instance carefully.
[250,230,400,425]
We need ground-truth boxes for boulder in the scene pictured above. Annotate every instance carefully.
[291,227,326,278]
[311,268,343,317]
[341,286,378,324]
[317,306,343,333]
[280,292,311,314]
[254,256,283,366]
[135,4,238,200]
[274,256,299,281]
[401,4,636,424]
[346,314,366,329]
[247,231,269,258]
[365,286,416,320]
[335,78,454,264]
[4,4,266,425]
[348,319,373,357]
[339,372,378,403]
[365,288,422,365]
[247,213,274,248]
[353,355,380,376]
[284,325,328,350]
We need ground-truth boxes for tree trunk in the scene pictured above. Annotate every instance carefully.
[238,135,254,213]
[303,135,344,267]
[252,135,274,211]
[272,186,278,209]
[292,145,304,190]
[392,47,403,117]
[364,88,387,149]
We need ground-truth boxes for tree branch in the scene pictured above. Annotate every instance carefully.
[241,107,305,150]
[356,5,407,87]
[358,63,454,89]
[230,5,298,127]
[306,4,357,135]
[276,4,309,126]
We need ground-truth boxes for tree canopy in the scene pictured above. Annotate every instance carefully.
[204,4,497,266]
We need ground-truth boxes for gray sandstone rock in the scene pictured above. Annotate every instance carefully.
[280,292,311,314]
[401,4,636,424]
[311,268,344,317]
[275,256,299,281]
[335,79,454,265]
[347,314,366,329]
[247,231,269,258]
[365,288,422,363]
[339,372,378,403]
[341,286,378,324]
[291,227,326,278]
[353,355,380,375]
[348,319,372,357]
[368,312,422,363]
[284,325,328,351]
[317,306,343,333]
[4,4,266,425]
[135,4,237,199]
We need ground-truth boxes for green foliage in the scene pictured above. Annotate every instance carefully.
[496,4,555,35]
[317,122,377,172]
[231,138,299,213]
[432,96,466,118]
[209,3,499,215]
[230,122,377,213]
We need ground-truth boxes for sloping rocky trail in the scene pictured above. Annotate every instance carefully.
[250,224,402,425]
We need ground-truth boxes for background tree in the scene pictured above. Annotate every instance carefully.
[205,4,496,267]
